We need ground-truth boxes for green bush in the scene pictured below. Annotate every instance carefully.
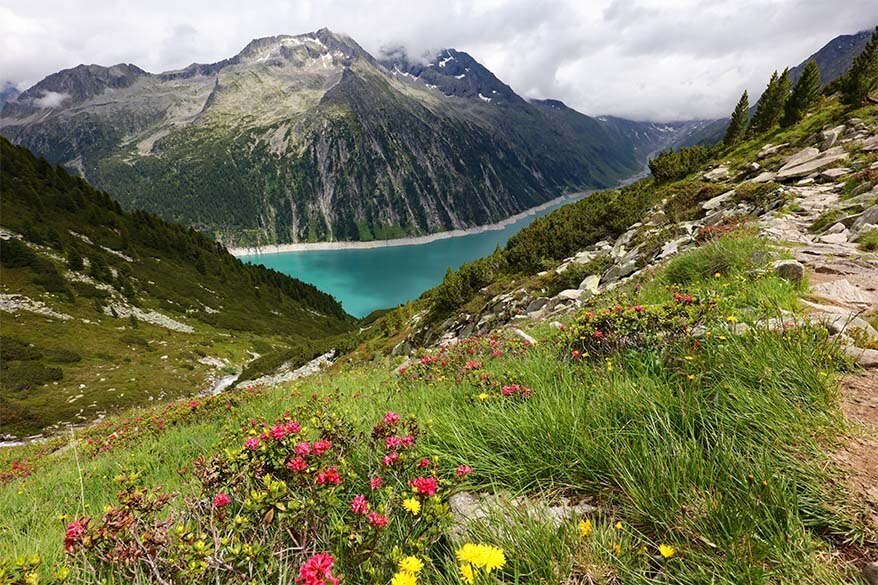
[648,145,716,183]
[0,337,42,361]
[1,362,63,391]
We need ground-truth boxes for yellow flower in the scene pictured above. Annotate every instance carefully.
[477,392,489,400]
[398,556,424,575]
[687,374,696,380]
[460,563,475,584]
[578,519,592,537]
[402,497,421,516]
[684,355,695,361]
[614,521,623,530]
[714,272,722,278]
[456,543,506,573]
[726,315,738,323]
[391,572,417,585]
[659,544,676,558]
[612,542,622,555]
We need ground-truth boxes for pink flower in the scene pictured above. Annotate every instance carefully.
[295,441,311,457]
[593,331,605,339]
[400,435,415,448]
[315,467,341,486]
[633,305,644,312]
[287,457,307,472]
[350,495,369,515]
[411,476,438,496]
[382,452,400,467]
[64,519,88,552]
[383,412,400,425]
[285,420,301,434]
[271,424,287,441]
[501,384,519,396]
[572,350,581,359]
[368,512,388,529]
[385,436,403,451]
[417,457,431,469]
[296,552,340,585]
[244,437,260,451]
[213,493,232,508]
[456,465,473,478]
[312,439,332,456]
[369,476,383,490]
[464,360,482,370]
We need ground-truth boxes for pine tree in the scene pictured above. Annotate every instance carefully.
[840,26,878,106]
[781,60,821,127]
[724,91,749,146]
[749,68,791,134]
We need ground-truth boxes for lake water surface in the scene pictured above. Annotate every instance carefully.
[241,194,588,317]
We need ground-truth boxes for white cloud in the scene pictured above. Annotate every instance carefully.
[33,90,69,108]
[0,0,875,121]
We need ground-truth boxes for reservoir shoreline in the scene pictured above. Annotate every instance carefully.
[228,190,592,257]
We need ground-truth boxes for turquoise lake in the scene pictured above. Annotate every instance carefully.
[241,194,588,318]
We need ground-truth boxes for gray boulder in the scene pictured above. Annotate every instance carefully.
[772,260,805,284]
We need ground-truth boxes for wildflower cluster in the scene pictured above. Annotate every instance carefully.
[58,397,465,583]
[401,334,534,385]
[563,296,711,360]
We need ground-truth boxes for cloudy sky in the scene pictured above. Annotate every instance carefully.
[0,0,875,121]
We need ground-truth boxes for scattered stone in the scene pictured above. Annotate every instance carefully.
[781,147,820,168]
[852,205,878,232]
[0,293,73,321]
[549,321,564,329]
[392,340,412,356]
[818,231,850,244]
[757,143,788,159]
[819,125,845,151]
[747,162,761,172]
[703,165,730,181]
[863,562,878,585]
[525,298,548,313]
[811,279,878,309]
[843,345,878,368]
[578,275,600,294]
[825,222,847,234]
[604,259,638,283]
[702,190,735,210]
[750,171,777,183]
[819,167,850,180]
[556,289,586,302]
[771,260,805,284]
[776,147,849,180]
[448,491,596,539]
[861,135,878,152]
[511,328,536,345]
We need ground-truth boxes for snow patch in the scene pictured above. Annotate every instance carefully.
[478,93,492,103]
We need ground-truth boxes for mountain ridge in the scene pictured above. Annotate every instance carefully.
[1,29,704,246]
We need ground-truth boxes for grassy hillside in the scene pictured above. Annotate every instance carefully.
[0,137,354,436]
[0,231,873,583]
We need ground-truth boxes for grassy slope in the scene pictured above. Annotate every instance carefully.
[0,234,873,583]
[0,137,355,436]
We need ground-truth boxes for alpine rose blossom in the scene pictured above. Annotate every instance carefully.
[383,452,400,466]
[369,476,383,490]
[244,437,260,451]
[384,411,400,425]
[315,467,341,486]
[417,457,431,469]
[287,457,308,472]
[295,441,311,457]
[213,493,232,508]
[312,439,332,456]
[64,519,88,552]
[350,495,369,515]
[296,552,339,585]
[368,511,389,528]
[456,465,473,477]
[411,476,438,496]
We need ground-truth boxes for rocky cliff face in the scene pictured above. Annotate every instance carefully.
[1,29,699,245]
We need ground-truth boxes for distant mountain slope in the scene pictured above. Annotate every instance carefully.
[0,137,353,436]
[1,30,697,246]
[679,27,875,147]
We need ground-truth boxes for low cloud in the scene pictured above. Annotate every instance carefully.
[0,0,875,121]
[33,90,69,108]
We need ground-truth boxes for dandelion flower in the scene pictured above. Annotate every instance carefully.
[578,519,592,537]
[456,543,505,573]
[402,497,421,516]
[391,572,417,585]
[614,521,623,530]
[659,544,676,558]
[459,563,475,584]
[398,556,424,574]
